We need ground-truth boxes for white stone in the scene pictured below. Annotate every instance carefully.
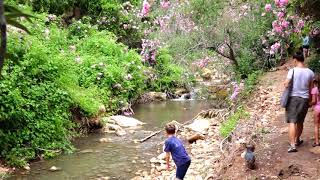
[110,115,145,127]
[157,152,166,160]
[49,166,61,172]
[187,119,210,134]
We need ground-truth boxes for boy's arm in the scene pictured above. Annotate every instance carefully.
[165,152,171,170]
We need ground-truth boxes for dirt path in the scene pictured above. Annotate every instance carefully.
[223,64,320,180]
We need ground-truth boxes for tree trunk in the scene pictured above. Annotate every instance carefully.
[0,0,6,75]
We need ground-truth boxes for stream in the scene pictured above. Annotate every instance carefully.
[8,100,211,180]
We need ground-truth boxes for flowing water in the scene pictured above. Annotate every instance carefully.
[8,100,211,180]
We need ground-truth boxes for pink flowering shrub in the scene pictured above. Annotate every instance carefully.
[262,0,307,58]
[142,0,151,17]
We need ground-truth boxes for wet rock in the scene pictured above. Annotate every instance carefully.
[24,164,30,171]
[79,149,94,154]
[49,166,61,172]
[115,129,126,136]
[174,88,189,97]
[99,138,111,143]
[187,118,210,134]
[104,123,122,132]
[110,115,145,127]
[146,92,167,101]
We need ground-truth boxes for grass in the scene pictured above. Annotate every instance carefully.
[220,107,249,137]
[0,173,9,180]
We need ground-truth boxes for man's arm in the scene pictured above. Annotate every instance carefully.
[284,79,290,88]
[165,152,171,170]
[284,69,292,88]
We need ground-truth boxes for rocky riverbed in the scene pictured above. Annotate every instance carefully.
[130,109,230,180]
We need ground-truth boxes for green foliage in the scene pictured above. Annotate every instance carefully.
[220,107,249,137]
[308,54,320,73]
[0,11,146,166]
[0,2,189,166]
[147,48,186,91]
[18,0,144,48]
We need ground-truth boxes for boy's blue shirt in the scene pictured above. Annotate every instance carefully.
[164,136,191,166]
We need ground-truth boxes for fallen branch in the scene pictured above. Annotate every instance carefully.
[139,130,162,143]
[139,111,206,143]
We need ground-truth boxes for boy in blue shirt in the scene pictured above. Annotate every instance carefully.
[164,123,191,180]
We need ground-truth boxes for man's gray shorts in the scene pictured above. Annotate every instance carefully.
[286,96,309,123]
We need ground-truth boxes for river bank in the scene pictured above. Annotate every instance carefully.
[7,100,212,180]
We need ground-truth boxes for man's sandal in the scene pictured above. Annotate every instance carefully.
[312,143,320,147]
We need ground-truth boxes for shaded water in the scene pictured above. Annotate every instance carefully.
[8,100,211,180]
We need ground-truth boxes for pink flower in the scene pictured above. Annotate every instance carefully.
[277,11,285,19]
[281,20,289,28]
[160,1,170,9]
[279,0,289,7]
[151,51,157,61]
[274,0,280,6]
[265,4,272,12]
[297,19,305,28]
[271,42,281,52]
[142,0,151,17]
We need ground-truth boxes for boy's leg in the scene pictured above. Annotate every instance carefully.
[176,161,191,180]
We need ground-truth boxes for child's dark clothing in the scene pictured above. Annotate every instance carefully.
[164,136,191,180]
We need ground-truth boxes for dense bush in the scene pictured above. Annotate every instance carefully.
[16,0,145,48]
[146,48,186,91]
[308,54,320,73]
[0,2,189,165]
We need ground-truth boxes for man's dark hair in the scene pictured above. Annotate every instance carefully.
[165,123,176,134]
[293,52,304,62]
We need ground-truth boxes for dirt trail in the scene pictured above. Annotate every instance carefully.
[223,64,320,180]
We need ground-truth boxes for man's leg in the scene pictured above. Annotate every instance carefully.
[296,122,304,143]
[289,123,297,146]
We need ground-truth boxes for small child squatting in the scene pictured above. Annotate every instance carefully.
[164,124,191,180]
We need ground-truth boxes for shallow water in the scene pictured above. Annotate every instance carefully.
[8,100,211,180]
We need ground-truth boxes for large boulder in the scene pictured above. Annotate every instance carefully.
[147,92,167,101]
[187,118,210,134]
[110,115,145,127]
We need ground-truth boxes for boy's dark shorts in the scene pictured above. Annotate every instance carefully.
[286,96,309,123]
[176,160,191,180]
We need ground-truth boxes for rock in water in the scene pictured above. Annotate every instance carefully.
[187,119,210,134]
[110,115,145,127]
[147,92,167,101]
[115,129,127,136]
[99,138,111,143]
[49,166,61,172]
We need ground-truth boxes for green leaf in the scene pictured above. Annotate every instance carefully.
[6,19,31,34]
